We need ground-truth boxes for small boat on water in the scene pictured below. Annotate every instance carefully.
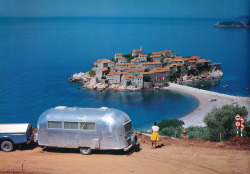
[223,85,229,88]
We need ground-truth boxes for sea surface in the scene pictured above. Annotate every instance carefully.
[0,17,249,129]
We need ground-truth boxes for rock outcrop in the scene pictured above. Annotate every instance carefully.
[210,70,223,78]
[68,72,90,83]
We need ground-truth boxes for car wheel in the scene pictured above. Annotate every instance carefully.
[1,141,14,152]
[79,147,91,155]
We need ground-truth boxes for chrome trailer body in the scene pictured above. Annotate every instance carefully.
[35,107,137,153]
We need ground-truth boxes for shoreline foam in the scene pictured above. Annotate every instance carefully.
[162,83,250,128]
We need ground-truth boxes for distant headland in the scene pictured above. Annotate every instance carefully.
[68,48,223,91]
[214,21,250,28]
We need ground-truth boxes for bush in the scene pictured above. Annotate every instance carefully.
[143,75,151,82]
[158,119,184,130]
[126,80,132,86]
[105,80,109,84]
[164,82,169,86]
[158,119,184,138]
[101,76,106,79]
[186,126,210,140]
[245,121,250,137]
[159,126,182,138]
[89,70,96,77]
[204,104,248,141]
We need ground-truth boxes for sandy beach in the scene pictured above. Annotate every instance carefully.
[163,83,250,128]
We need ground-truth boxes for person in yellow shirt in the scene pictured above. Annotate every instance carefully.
[150,122,159,149]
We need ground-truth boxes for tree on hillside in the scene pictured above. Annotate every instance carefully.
[204,104,248,142]
[89,70,96,77]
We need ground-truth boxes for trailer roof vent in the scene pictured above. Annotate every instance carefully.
[100,107,108,111]
[55,106,67,109]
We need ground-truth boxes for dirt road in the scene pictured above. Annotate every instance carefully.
[1,134,249,174]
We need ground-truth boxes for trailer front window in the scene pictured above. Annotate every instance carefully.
[124,121,132,133]
[48,121,62,129]
[80,122,95,130]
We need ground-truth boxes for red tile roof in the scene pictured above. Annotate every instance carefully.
[152,67,169,73]
[200,58,208,63]
[152,52,162,55]
[100,67,108,71]
[132,49,143,53]
[139,54,147,57]
[151,54,162,58]
[135,76,143,79]
[141,62,162,65]
[124,74,133,80]
[173,63,184,66]
[116,63,134,66]
[162,50,172,53]
[142,72,154,75]
[98,59,111,63]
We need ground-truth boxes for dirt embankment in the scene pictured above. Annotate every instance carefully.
[1,133,249,174]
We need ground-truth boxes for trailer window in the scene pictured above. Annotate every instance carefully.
[124,121,132,133]
[80,122,95,130]
[64,122,78,129]
[48,121,62,129]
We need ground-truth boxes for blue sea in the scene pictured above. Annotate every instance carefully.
[0,17,249,129]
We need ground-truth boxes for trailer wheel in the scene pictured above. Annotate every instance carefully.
[131,134,138,146]
[79,147,91,155]
[1,141,13,152]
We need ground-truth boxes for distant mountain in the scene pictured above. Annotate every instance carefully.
[214,21,250,28]
[235,16,250,20]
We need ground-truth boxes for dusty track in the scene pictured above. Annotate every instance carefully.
[1,134,249,174]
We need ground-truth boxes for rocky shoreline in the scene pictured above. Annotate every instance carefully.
[68,70,223,91]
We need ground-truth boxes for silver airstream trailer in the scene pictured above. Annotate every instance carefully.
[34,106,138,155]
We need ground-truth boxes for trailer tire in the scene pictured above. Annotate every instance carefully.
[1,141,13,152]
[79,147,91,155]
[131,134,138,146]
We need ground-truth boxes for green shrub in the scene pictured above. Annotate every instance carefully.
[159,126,182,138]
[101,76,106,79]
[158,119,184,130]
[126,80,132,86]
[143,75,151,82]
[89,70,96,77]
[186,126,210,140]
[245,121,250,137]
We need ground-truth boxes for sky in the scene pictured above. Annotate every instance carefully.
[0,0,249,18]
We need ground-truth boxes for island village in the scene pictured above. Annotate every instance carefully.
[69,47,223,91]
